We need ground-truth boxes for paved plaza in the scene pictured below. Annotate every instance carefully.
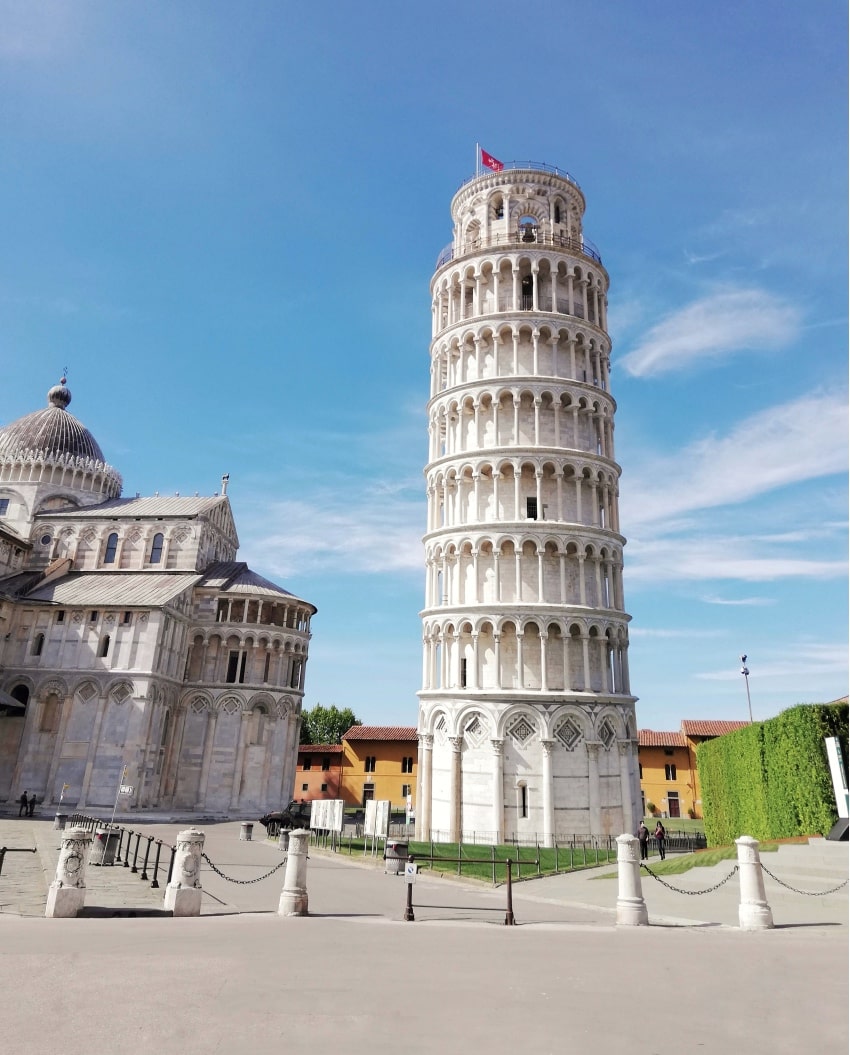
[1,816,847,1054]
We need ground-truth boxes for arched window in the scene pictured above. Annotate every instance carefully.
[149,533,164,564]
[31,633,45,657]
[40,692,60,733]
[99,635,111,658]
[104,532,118,564]
[8,684,30,715]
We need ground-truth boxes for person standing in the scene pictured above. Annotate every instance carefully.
[18,791,28,817]
[637,821,649,861]
[27,792,37,817]
[654,820,666,861]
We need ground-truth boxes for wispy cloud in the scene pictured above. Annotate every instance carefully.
[240,490,424,579]
[698,594,775,607]
[622,390,848,527]
[629,627,727,639]
[620,288,799,377]
[696,642,848,682]
[626,535,847,584]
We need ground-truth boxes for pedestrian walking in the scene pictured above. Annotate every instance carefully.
[637,821,649,861]
[18,791,28,817]
[654,820,666,861]
[27,792,37,817]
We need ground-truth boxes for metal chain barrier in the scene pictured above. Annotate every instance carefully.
[759,863,849,897]
[640,862,739,895]
[201,852,288,885]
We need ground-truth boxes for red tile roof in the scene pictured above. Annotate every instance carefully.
[680,720,749,738]
[638,730,686,748]
[297,744,344,753]
[343,725,418,742]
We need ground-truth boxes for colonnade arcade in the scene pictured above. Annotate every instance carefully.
[185,631,308,691]
[421,616,630,696]
[431,324,610,396]
[432,257,608,335]
[430,387,614,461]
[427,461,620,533]
[425,535,624,610]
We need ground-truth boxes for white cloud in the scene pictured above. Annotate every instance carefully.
[622,390,849,528]
[696,643,848,682]
[629,627,726,639]
[620,288,799,377]
[626,535,847,584]
[698,594,775,607]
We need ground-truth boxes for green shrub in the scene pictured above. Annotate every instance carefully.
[698,702,847,847]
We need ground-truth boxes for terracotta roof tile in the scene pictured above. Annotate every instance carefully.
[681,720,749,738]
[297,744,344,753]
[638,730,686,748]
[343,725,418,742]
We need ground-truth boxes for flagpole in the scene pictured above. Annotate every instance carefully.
[110,764,128,827]
[475,141,480,177]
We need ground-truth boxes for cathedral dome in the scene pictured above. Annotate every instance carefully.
[0,379,106,462]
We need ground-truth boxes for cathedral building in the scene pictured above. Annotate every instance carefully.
[416,162,640,845]
[0,378,315,816]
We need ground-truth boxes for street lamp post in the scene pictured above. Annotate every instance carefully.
[740,654,753,724]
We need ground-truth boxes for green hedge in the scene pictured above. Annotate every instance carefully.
[698,702,848,847]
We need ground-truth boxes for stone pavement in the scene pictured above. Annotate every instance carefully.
[1,817,847,1055]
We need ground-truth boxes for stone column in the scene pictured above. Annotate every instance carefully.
[45,827,93,918]
[448,736,463,842]
[195,708,219,810]
[163,828,205,916]
[278,828,310,916]
[615,834,648,926]
[491,739,504,844]
[586,742,601,835]
[736,836,774,930]
[229,711,251,811]
[618,740,635,834]
[541,740,555,848]
[417,734,433,840]
[78,691,109,808]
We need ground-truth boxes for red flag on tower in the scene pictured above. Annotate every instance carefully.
[481,148,504,172]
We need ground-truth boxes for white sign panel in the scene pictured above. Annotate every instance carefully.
[119,785,134,795]
[365,799,391,838]
[825,737,849,819]
[404,861,418,884]
[309,799,345,832]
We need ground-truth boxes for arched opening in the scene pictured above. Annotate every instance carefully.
[149,532,164,564]
[104,532,118,564]
[31,633,45,657]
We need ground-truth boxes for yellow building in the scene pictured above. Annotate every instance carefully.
[638,720,748,820]
[340,725,417,809]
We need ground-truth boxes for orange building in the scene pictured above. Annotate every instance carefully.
[294,744,344,801]
[638,720,748,820]
[340,726,417,809]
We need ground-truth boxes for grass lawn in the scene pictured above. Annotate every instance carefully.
[595,841,783,879]
[642,816,705,835]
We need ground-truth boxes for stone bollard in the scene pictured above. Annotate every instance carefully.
[240,821,253,842]
[616,833,649,926]
[278,829,290,854]
[163,828,205,916]
[277,828,309,916]
[736,835,774,930]
[45,826,93,917]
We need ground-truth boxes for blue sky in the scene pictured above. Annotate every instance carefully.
[1,1,846,730]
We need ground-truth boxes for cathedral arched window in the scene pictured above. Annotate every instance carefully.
[32,633,45,657]
[4,684,30,717]
[99,635,111,658]
[104,532,118,564]
[40,692,60,733]
[149,533,164,564]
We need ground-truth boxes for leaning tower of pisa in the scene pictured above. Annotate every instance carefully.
[416,162,640,846]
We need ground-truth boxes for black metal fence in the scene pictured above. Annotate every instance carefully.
[67,814,175,890]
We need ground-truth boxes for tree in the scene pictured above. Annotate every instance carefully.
[300,704,361,745]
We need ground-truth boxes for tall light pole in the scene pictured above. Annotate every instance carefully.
[740,655,753,724]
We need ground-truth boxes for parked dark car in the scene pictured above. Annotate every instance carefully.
[259,800,312,835]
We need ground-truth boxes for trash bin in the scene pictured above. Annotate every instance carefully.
[240,821,254,842]
[90,828,121,866]
[278,829,290,853]
[53,813,68,831]
[384,840,409,875]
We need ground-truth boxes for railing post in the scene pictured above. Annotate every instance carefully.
[141,836,153,881]
[504,860,515,925]
[150,840,163,888]
[736,836,774,930]
[615,834,648,926]
[131,832,141,873]
[123,830,133,868]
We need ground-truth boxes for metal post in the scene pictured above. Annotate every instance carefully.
[131,832,141,873]
[404,856,415,922]
[141,836,153,881]
[741,655,754,724]
[123,830,133,868]
[504,860,515,925]
[150,841,163,888]
[166,845,176,884]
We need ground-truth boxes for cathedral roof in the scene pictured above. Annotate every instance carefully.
[42,495,227,519]
[0,379,106,463]
[197,562,316,609]
[23,571,200,607]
